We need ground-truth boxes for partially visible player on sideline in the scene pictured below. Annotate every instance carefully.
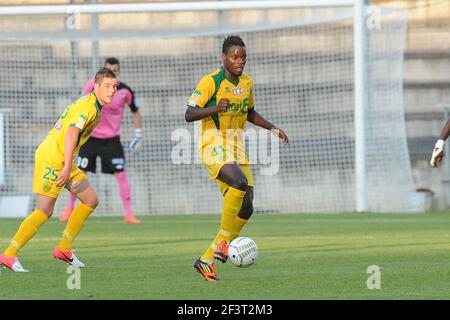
[430,118,450,167]
[0,68,117,272]
[59,57,143,224]
[185,35,289,281]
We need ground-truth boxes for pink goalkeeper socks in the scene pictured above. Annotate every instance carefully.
[116,171,132,217]
[68,192,77,210]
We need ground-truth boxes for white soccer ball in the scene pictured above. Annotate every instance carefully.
[228,237,258,268]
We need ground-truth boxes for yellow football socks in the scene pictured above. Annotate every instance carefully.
[217,187,246,241]
[4,209,48,257]
[230,215,248,241]
[201,187,246,263]
[58,203,94,251]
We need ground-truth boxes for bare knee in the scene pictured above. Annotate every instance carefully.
[83,195,99,209]
[90,196,99,209]
[38,209,54,218]
[35,195,56,218]
[231,177,248,191]
[70,180,99,209]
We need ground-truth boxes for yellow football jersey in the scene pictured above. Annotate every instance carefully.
[188,67,254,136]
[36,92,101,166]
[188,67,254,179]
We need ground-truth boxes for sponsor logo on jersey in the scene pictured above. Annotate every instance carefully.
[224,98,249,113]
[54,122,63,131]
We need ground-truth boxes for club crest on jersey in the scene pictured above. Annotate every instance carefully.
[43,182,52,193]
[233,88,243,95]
[120,92,126,97]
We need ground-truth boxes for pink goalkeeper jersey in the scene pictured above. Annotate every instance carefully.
[82,79,139,138]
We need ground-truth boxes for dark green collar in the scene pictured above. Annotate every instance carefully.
[92,92,102,112]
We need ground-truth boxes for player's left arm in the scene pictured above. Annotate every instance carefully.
[247,108,289,145]
[245,81,289,144]
[129,109,143,150]
[125,86,143,151]
[132,109,142,129]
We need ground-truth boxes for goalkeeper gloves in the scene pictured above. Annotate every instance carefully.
[129,128,142,153]
[430,139,445,167]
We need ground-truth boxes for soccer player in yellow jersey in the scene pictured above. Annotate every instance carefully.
[0,68,117,272]
[185,35,289,281]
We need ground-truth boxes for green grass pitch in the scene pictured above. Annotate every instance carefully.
[1,212,449,299]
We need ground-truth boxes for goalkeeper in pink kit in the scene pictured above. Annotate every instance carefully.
[59,57,143,224]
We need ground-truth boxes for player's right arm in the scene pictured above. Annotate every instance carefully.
[430,118,450,167]
[184,75,228,122]
[185,100,228,122]
[56,126,80,187]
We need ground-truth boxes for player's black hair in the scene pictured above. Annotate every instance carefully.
[104,57,120,66]
[94,67,117,84]
[222,35,246,54]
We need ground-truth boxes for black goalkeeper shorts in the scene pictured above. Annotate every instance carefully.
[76,136,125,174]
